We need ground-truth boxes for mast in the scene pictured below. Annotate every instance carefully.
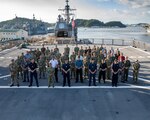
[58,0,76,24]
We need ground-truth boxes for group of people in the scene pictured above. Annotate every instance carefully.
[9,44,140,87]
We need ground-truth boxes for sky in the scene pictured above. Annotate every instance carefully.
[0,0,150,24]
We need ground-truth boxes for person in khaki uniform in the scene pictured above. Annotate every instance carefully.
[83,55,89,79]
[38,55,46,79]
[70,58,76,79]
[133,60,140,83]
[9,59,19,87]
[47,63,55,87]
[105,56,112,80]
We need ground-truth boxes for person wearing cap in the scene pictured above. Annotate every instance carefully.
[111,59,120,87]
[9,59,19,87]
[88,59,97,86]
[62,59,71,87]
[49,56,59,83]
[133,60,140,83]
[28,59,39,87]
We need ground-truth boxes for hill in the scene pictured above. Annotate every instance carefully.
[75,19,126,28]
[0,17,54,29]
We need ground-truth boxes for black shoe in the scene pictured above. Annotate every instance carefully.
[17,84,20,87]
[28,85,32,87]
[23,80,26,82]
[10,84,14,87]
[37,85,39,87]
[94,84,97,86]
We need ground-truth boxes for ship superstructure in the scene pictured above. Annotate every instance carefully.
[54,0,77,41]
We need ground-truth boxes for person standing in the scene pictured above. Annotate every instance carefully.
[133,60,140,83]
[98,59,107,83]
[124,56,131,82]
[112,59,120,87]
[75,56,83,83]
[89,59,97,86]
[38,55,46,79]
[21,58,29,82]
[49,56,59,83]
[74,44,79,55]
[70,58,76,79]
[62,59,71,87]
[47,63,55,88]
[28,59,39,87]
[105,56,112,80]
[9,59,19,87]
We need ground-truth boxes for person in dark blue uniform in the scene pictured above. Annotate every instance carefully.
[28,59,39,87]
[98,59,107,83]
[75,56,83,83]
[89,59,97,86]
[62,59,71,87]
[112,59,120,87]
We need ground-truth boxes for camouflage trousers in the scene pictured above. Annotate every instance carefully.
[11,73,19,85]
[133,70,139,82]
[84,67,89,78]
[70,68,76,79]
[106,68,111,80]
[48,75,54,87]
[39,68,46,79]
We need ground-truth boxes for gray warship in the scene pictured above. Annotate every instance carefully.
[54,0,77,41]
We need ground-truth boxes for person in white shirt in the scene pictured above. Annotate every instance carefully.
[49,56,59,83]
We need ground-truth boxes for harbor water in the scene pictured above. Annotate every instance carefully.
[78,27,150,44]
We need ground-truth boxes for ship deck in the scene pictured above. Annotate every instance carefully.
[0,44,150,120]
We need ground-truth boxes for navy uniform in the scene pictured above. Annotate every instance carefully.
[89,60,97,86]
[28,59,39,87]
[112,60,120,87]
[98,60,107,83]
[62,60,71,87]
[75,57,83,83]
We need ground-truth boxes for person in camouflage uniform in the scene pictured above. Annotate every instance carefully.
[70,52,76,61]
[91,52,98,64]
[83,54,89,79]
[79,46,84,56]
[47,63,55,87]
[45,47,50,55]
[38,55,46,79]
[16,56,23,81]
[9,59,19,87]
[105,56,112,80]
[64,45,70,58]
[98,51,104,65]
[21,58,29,82]
[133,60,140,83]
[74,44,79,55]
[54,45,59,54]
[35,48,41,62]
[124,56,131,82]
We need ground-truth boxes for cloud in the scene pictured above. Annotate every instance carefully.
[119,0,150,8]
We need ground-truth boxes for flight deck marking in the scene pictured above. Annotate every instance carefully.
[0,86,149,89]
